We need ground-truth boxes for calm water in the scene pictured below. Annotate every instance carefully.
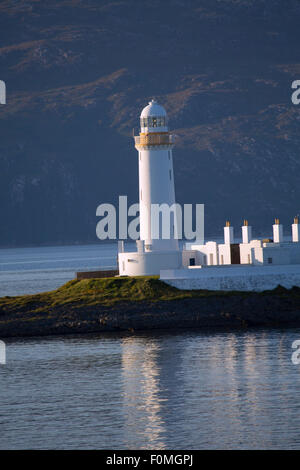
[0,243,119,297]
[1,330,300,449]
[0,245,300,449]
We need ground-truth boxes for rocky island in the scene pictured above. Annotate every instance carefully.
[0,277,300,338]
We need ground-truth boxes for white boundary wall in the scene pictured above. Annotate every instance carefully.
[160,264,300,292]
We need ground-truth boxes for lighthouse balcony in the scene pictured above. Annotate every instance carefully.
[134,133,174,148]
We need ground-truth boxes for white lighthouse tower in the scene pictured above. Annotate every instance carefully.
[118,99,182,276]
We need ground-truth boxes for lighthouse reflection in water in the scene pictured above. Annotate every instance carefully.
[1,329,300,449]
[118,330,300,450]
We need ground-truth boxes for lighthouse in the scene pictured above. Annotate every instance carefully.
[118,99,182,276]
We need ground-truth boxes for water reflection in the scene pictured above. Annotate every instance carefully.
[2,329,300,449]
[121,337,167,449]
[120,329,300,449]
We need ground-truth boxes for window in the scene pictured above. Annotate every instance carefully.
[221,255,224,265]
[169,169,172,180]
[140,116,166,128]
[210,253,214,265]
[189,258,195,266]
[268,257,273,264]
[157,116,166,127]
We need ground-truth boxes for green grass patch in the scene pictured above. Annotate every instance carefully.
[0,276,299,317]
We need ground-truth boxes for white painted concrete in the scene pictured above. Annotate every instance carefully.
[218,243,231,265]
[273,223,283,243]
[119,250,182,276]
[118,100,181,276]
[240,239,262,265]
[138,147,178,251]
[138,100,178,252]
[242,225,252,244]
[224,226,234,244]
[292,223,300,242]
[160,264,300,292]
[182,250,198,267]
[189,241,218,266]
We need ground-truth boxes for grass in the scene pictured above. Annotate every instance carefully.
[0,276,299,317]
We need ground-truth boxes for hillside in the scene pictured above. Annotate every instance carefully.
[1,0,300,246]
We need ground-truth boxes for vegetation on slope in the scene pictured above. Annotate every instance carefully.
[0,277,218,316]
[1,276,300,319]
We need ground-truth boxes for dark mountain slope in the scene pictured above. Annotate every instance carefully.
[0,0,300,246]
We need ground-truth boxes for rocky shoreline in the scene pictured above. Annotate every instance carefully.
[1,277,300,338]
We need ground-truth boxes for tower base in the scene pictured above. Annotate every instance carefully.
[118,250,182,276]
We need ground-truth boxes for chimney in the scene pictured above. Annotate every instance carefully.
[224,221,234,244]
[242,219,252,244]
[136,240,144,253]
[118,241,124,253]
[273,218,283,243]
[292,216,299,243]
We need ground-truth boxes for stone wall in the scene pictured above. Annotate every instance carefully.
[76,270,118,280]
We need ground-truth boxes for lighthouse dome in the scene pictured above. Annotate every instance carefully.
[140,99,167,118]
[140,99,168,132]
